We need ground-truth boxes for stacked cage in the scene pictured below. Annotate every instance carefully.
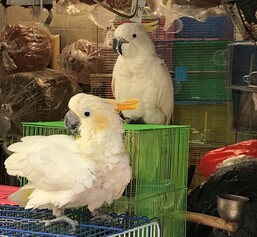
[21,121,190,237]
[226,42,257,142]
[171,16,236,189]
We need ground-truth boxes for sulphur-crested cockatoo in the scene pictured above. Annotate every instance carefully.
[4,93,138,229]
[112,22,174,125]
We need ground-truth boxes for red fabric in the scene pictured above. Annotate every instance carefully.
[199,139,257,179]
[0,185,19,205]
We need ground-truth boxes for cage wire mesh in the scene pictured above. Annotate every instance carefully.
[168,17,235,190]
[234,129,257,142]
[173,40,232,102]
[222,0,248,39]
[222,0,257,41]
[226,42,257,140]
[172,39,236,190]
[174,103,236,146]
[231,90,257,132]
[20,121,190,237]
[226,42,257,90]
[113,15,175,41]
[187,144,210,190]
[0,205,161,237]
[174,103,236,189]
[174,15,234,40]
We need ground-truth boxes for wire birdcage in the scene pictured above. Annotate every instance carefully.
[175,15,234,40]
[0,204,161,236]
[174,103,235,145]
[173,40,232,102]
[222,0,257,41]
[225,42,257,135]
[226,42,257,91]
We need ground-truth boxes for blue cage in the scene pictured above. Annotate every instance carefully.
[0,205,161,236]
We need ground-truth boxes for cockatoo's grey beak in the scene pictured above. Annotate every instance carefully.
[64,110,81,135]
[115,38,129,55]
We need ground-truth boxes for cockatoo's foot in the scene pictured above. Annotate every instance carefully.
[44,215,79,230]
[128,118,145,124]
[119,112,126,120]
[90,210,113,223]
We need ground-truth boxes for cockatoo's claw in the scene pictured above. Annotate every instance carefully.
[128,118,145,124]
[90,211,113,223]
[44,215,79,231]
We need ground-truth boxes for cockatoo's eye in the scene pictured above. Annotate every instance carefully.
[84,111,91,117]
[132,34,137,38]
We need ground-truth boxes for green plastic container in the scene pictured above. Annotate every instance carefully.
[173,40,232,102]
[21,122,190,237]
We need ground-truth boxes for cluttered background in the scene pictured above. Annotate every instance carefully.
[1,0,257,236]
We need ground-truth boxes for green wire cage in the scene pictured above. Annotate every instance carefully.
[173,40,232,102]
[21,122,190,237]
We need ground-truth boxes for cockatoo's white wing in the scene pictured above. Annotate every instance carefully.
[152,59,174,124]
[5,134,96,208]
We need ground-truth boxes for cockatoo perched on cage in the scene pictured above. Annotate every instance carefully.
[4,93,138,229]
[112,22,174,125]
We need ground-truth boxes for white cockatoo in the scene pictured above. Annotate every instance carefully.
[4,93,138,229]
[112,22,174,125]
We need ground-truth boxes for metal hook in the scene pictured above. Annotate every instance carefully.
[243,71,257,85]
[92,0,139,18]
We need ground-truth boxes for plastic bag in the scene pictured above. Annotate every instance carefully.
[55,0,94,15]
[199,139,257,178]
[58,39,103,84]
[0,69,81,137]
[105,0,132,10]
[0,23,53,75]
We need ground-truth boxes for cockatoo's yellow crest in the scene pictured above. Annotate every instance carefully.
[143,20,159,33]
